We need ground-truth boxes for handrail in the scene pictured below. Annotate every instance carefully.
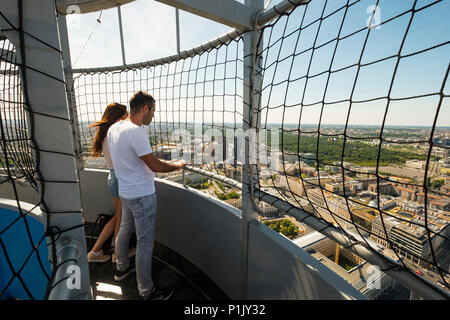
[182,165,450,300]
[255,0,309,26]
[71,29,243,74]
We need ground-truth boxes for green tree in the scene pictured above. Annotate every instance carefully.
[217,181,225,191]
[267,222,281,232]
[217,193,227,200]
[281,219,292,228]
[282,131,429,166]
[264,219,299,239]
[281,225,298,239]
[227,191,240,199]
[200,182,209,189]
[431,179,445,189]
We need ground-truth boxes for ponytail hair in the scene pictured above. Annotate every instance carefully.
[89,103,127,157]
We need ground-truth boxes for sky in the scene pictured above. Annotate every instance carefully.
[66,0,449,127]
[66,0,233,68]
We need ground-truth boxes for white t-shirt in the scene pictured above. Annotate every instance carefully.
[102,138,113,170]
[107,120,155,199]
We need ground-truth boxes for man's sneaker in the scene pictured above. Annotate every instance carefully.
[87,251,111,263]
[141,287,175,301]
[114,262,135,281]
[112,247,136,263]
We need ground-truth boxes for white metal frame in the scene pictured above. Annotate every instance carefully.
[155,0,256,30]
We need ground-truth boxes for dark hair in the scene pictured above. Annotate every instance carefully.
[129,91,155,115]
[89,103,128,156]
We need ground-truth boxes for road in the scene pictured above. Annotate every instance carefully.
[403,260,450,295]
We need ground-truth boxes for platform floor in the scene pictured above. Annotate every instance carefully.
[85,223,228,300]
[88,255,207,300]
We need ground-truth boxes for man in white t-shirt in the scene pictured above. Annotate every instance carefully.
[107,91,185,300]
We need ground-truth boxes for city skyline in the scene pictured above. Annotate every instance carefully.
[66,0,450,127]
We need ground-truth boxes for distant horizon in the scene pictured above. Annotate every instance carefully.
[77,120,450,129]
[5,118,449,129]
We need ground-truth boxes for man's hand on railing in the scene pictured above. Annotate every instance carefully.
[141,154,186,173]
[174,159,186,170]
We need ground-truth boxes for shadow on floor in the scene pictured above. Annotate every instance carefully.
[88,255,207,300]
[85,222,229,300]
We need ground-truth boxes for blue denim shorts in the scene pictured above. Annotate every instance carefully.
[107,169,119,198]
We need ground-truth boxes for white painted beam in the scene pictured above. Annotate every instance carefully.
[241,0,264,300]
[55,0,135,14]
[155,0,257,30]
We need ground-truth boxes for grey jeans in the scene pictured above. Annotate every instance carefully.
[116,193,157,297]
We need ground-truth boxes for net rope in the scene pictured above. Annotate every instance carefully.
[0,0,85,300]
[73,36,246,184]
[253,0,450,293]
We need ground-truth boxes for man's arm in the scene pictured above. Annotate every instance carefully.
[140,153,186,173]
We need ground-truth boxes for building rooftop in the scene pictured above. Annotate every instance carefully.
[292,231,327,249]
[308,251,376,293]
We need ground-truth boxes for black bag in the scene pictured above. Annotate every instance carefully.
[89,213,114,253]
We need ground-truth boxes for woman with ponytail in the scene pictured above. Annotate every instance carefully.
[87,103,131,263]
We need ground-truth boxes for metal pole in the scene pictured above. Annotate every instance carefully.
[241,0,264,300]
[175,8,180,53]
[117,4,127,65]
[57,14,84,172]
[47,236,87,300]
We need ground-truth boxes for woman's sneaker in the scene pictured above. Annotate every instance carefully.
[87,251,111,263]
[114,262,136,281]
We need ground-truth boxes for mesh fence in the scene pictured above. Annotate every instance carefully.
[254,0,450,292]
[71,0,450,297]
[0,36,52,299]
[0,39,36,189]
[73,35,246,184]
[1,1,84,299]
